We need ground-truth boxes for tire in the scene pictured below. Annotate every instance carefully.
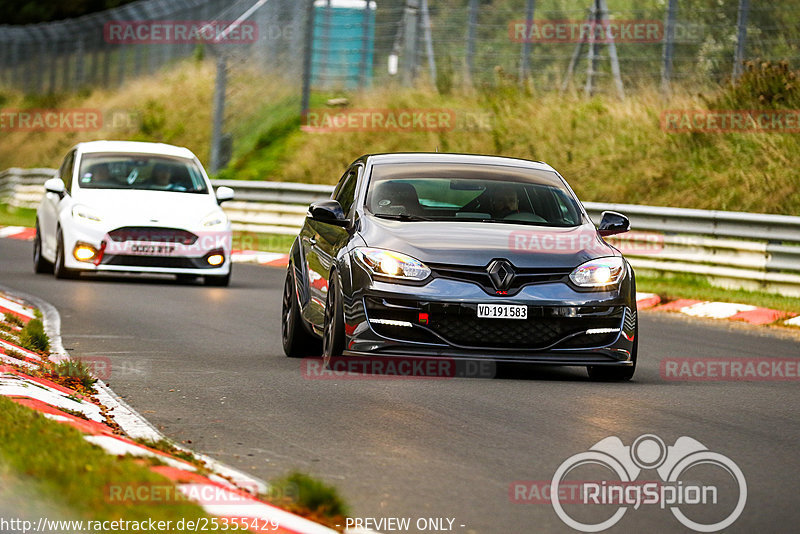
[204,270,231,287]
[53,230,78,280]
[587,310,638,382]
[33,223,53,274]
[321,271,345,366]
[281,269,321,357]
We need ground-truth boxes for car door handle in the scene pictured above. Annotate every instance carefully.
[308,237,317,246]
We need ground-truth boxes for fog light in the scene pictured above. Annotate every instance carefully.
[207,254,224,266]
[73,243,97,262]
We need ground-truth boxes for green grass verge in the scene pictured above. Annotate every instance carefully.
[232,231,295,254]
[216,92,339,181]
[0,203,36,228]
[266,471,350,530]
[637,272,800,315]
[0,396,214,525]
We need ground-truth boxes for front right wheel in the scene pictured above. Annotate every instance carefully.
[53,230,78,280]
[33,223,53,274]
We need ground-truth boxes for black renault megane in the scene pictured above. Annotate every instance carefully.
[282,153,638,380]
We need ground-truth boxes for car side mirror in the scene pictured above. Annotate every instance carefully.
[308,200,348,227]
[598,211,630,236]
[44,177,66,197]
[215,186,234,205]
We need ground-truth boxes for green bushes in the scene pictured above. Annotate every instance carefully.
[268,471,350,522]
[19,318,49,353]
[709,60,800,110]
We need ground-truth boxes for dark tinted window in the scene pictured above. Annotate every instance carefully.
[365,163,583,227]
[60,150,76,194]
[334,168,359,217]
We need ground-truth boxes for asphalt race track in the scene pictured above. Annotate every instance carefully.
[2,236,799,533]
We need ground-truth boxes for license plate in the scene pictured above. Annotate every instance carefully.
[477,304,527,320]
[129,244,176,256]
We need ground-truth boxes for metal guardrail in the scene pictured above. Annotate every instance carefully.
[3,168,800,296]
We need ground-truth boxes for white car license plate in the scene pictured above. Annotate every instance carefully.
[128,243,176,256]
[477,304,527,320]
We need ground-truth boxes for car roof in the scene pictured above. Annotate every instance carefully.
[74,140,198,160]
[363,152,557,172]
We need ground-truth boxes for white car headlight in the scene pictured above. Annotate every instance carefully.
[72,205,103,223]
[569,256,626,288]
[354,247,431,281]
[202,211,228,228]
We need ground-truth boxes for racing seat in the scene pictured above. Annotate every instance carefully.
[373,181,423,216]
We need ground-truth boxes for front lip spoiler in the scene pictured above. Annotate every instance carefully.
[366,318,624,352]
[342,350,632,366]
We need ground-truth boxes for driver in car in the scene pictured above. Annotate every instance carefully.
[488,184,520,219]
[152,163,186,191]
[86,163,111,184]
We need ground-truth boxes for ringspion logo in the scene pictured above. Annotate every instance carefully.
[551,434,746,532]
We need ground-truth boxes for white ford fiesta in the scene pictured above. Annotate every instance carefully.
[34,141,234,286]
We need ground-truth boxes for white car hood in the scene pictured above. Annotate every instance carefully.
[74,189,219,230]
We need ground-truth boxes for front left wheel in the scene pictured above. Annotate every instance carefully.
[587,311,638,381]
[321,271,345,366]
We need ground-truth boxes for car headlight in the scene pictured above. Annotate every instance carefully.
[569,256,626,288]
[202,211,228,228]
[72,205,103,223]
[353,247,431,281]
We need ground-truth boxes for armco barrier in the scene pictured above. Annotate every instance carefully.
[3,168,800,296]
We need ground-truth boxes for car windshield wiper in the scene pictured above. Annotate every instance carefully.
[372,213,435,222]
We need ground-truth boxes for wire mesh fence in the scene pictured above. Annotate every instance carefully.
[2,0,798,95]
[1,0,799,167]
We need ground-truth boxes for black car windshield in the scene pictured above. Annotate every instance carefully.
[77,153,209,194]
[365,163,584,227]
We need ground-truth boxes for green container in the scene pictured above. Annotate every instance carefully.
[311,0,376,89]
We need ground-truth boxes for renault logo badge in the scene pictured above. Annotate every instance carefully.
[487,259,516,291]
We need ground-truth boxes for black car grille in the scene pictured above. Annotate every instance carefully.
[365,297,624,350]
[427,262,571,295]
[100,250,224,270]
[108,227,198,245]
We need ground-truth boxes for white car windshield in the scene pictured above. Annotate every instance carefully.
[77,153,209,194]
